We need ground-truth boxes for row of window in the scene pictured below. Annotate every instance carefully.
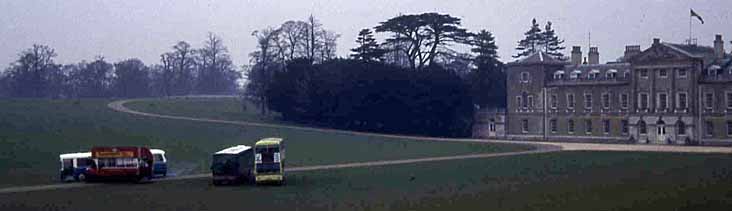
[703,92,732,109]
[638,69,688,79]
[637,68,688,79]
[97,158,140,168]
[520,119,732,137]
[553,70,629,80]
[539,92,689,110]
[705,121,732,137]
[519,91,732,110]
[543,68,690,81]
[539,119,630,135]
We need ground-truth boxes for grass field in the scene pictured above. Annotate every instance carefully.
[2,151,732,211]
[126,97,283,124]
[0,99,528,188]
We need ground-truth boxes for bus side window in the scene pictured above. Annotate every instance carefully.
[78,158,92,167]
[62,159,73,169]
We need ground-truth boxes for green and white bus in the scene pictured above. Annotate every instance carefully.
[254,137,285,185]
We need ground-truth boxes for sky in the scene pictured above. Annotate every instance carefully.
[1,0,731,70]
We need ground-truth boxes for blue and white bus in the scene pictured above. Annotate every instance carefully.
[59,152,92,182]
[151,149,168,177]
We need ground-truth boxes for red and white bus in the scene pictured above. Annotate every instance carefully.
[86,146,154,182]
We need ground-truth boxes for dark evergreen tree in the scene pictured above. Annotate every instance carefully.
[468,30,505,108]
[469,30,499,63]
[541,21,566,58]
[375,13,471,70]
[350,28,385,62]
[513,18,543,58]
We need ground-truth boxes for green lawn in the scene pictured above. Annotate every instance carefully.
[0,99,528,188]
[125,97,283,124]
[2,151,731,211]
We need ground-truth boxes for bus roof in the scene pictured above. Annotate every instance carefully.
[215,145,251,155]
[255,137,283,146]
[150,149,165,155]
[59,152,91,160]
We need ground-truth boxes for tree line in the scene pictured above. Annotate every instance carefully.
[0,33,241,98]
[0,13,563,138]
[244,13,561,137]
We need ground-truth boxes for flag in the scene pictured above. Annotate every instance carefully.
[690,9,704,24]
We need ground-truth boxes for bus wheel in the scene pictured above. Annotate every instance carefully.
[77,173,87,182]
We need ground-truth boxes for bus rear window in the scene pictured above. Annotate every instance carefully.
[154,154,165,162]
[256,147,279,163]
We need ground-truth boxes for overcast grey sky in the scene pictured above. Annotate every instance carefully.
[1,0,730,69]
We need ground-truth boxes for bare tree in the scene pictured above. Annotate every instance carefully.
[197,32,240,94]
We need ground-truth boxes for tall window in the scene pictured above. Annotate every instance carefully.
[620,93,629,109]
[639,120,647,134]
[568,119,575,133]
[677,92,688,109]
[522,119,529,133]
[726,92,732,109]
[527,96,534,109]
[706,121,714,136]
[658,93,668,109]
[603,119,611,134]
[602,93,611,109]
[522,92,529,108]
[640,69,648,78]
[585,119,593,134]
[621,120,629,134]
[639,93,649,109]
[567,94,575,109]
[677,121,686,135]
[550,119,557,133]
[516,96,523,109]
[705,92,714,109]
[727,121,732,136]
[489,119,496,132]
[677,68,687,78]
[584,93,593,109]
[551,94,557,109]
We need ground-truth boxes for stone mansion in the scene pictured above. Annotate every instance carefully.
[474,34,732,145]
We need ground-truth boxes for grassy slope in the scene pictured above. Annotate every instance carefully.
[0,99,527,188]
[126,98,283,124]
[2,151,731,211]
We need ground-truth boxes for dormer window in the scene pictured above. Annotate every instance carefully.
[553,70,565,80]
[606,69,618,79]
[709,65,722,76]
[588,69,600,79]
[570,70,581,79]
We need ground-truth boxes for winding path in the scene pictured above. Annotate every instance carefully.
[2,97,730,194]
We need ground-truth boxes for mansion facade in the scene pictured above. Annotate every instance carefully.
[474,35,732,145]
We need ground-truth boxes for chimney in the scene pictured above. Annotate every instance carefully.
[588,47,599,65]
[653,38,660,46]
[624,45,641,61]
[571,46,582,65]
[714,34,724,59]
